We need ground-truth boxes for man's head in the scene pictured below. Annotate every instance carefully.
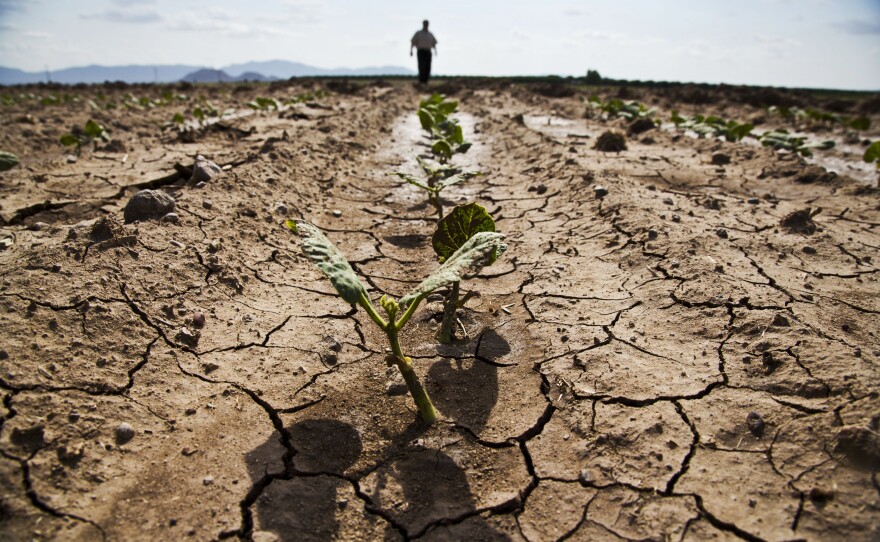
[422,20,429,30]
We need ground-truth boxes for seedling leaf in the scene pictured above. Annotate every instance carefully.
[863,141,880,166]
[399,231,507,309]
[432,203,496,262]
[287,220,368,306]
[60,134,80,147]
[0,151,19,172]
[436,171,481,190]
[392,172,432,191]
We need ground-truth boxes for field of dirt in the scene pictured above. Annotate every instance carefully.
[0,78,878,541]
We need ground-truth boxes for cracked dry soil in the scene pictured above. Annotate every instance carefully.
[1,80,879,541]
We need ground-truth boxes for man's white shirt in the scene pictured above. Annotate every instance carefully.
[411,30,437,50]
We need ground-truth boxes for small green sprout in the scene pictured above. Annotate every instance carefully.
[670,111,753,142]
[392,159,481,219]
[758,129,835,157]
[247,97,283,111]
[864,141,880,169]
[588,96,655,121]
[0,151,20,172]
[286,220,507,424]
[431,203,504,344]
[60,120,110,154]
[418,94,471,162]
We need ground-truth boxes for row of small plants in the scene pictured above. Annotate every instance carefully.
[286,94,504,424]
[585,95,856,158]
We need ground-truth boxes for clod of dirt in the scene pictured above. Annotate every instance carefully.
[780,208,819,235]
[115,422,136,444]
[802,245,817,255]
[746,412,765,438]
[716,228,729,239]
[202,199,213,209]
[628,117,655,135]
[593,186,608,198]
[162,212,179,223]
[711,153,731,166]
[123,189,175,223]
[594,131,627,152]
[176,326,199,346]
[528,183,548,195]
[274,202,289,215]
[189,155,223,184]
[191,312,206,329]
[809,487,835,504]
[835,425,880,469]
[10,425,45,452]
[795,165,836,184]
[512,113,525,125]
[771,314,790,327]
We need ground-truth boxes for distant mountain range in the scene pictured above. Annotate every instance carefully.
[0,60,415,85]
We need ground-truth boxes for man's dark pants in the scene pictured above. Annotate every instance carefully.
[417,49,432,83]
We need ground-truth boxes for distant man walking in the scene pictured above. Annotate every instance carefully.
[410,20,438,84]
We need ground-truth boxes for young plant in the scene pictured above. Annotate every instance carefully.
[285,220,507,424]
[588,96,656,121]
[0,151,19,172]
[758,129,835,157]
[247,96,283,111]
[60,120,110,154]
[391,164,481,220]
[864,141,880,169]
[418,94,471,162]
[670,111,753,142]
[431,203,504,344]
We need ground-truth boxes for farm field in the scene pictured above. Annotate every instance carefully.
[0,78,879,541]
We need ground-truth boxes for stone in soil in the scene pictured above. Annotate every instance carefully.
[123,189,175,223]
[189,155,223,184]
[115,422,136,444]
[780,208,818,235]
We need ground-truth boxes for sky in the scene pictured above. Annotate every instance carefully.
[0,0,879,90]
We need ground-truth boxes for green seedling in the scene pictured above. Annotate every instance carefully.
[60,120,110,154]
[864,141,880,169]
[587,96,655,121]
[670,111,753,142]
[392,161,481,219]
[432,203,503,344]
[247,97,283,111]
[767,106,870,131]
[759,129,835,157]
[285,220,507,424]
[0,151,20,172]
[418,94,471,162]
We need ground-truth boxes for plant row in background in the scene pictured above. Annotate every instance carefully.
[288,93,505,424]
[586,94,874,158]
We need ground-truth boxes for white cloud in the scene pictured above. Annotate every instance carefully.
[112,0,157,5]
[279,0,325,24]
[167,9,291,39]
[80,9,162,24]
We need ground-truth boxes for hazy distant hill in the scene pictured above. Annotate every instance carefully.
[0,60,414,85]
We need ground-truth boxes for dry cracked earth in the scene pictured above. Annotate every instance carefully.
[0,79,879,541]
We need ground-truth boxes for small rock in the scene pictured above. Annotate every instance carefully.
[593,186,608,198]
[647,228,658,240]
[663,198,674,205]
[124,189,175,223]
[202,199,213,209]
[578,468,594,485]
[68,411,80,423]
[191,312,206,328]
[711,153,731,166]
[274,202,289,215]
[332,209,343,218]
[671,214,681,223]
[162,212,180,223]
[51,263,62,273]
[747,198,760,205]
[115,422,136,444]
[771,314,790,327]
[29,222,50,231]
[185,408,197,416]
[535,183,548,195]
[66,154,77,164]
[337,498,349,510]
[384,367,407,396]
[746,412,765,438]
[203,362,220,374]
[802,245,817,255]
[809,487,834,504]
[716,228,728,239]
[202,475,214,486]
[189,156,223,184]
[322,353,338,365]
